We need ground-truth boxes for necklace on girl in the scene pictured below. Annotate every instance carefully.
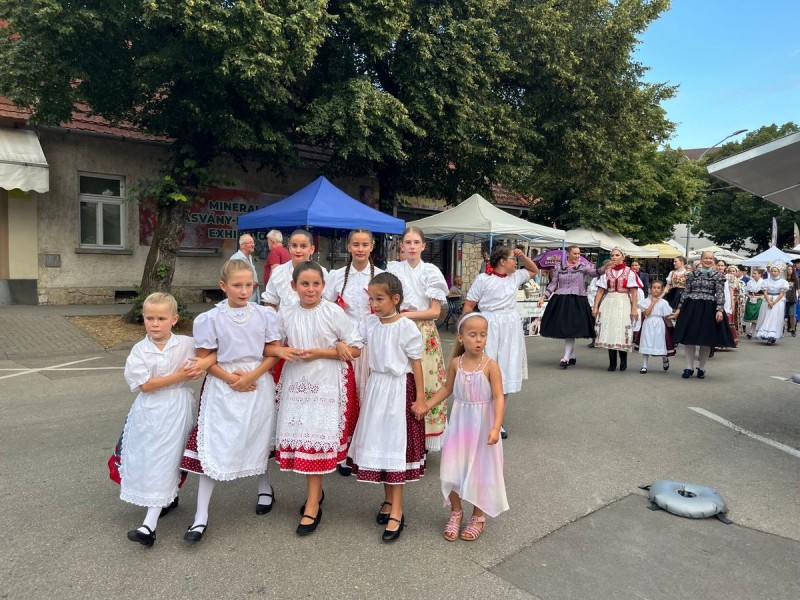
[379,311,399,320]
[460,353,486,382]
[223,302,254,324]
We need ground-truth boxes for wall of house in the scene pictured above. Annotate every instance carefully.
[33,129,376,304]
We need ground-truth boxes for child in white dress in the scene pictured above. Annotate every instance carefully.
[755,264,790,344]
[347,273,427,542]
[324,229,383,476]
[422,313,508,542]
[387,226,450,451]
[262,229,328,310]
[180,259,285,543]
[634,281,675,374]
[274,261,362,536]
[122,293,212,547]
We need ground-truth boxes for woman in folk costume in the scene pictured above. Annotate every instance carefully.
[463,246,538,439]
[387,226,450,451]
[671,250,734,379]
[592,248,641,372]
[323,229,383,475]
[712,260,738,351]
[537,246,603,368]
[663,256,689,310]
[744,268,764,338]
[754,263,791,345]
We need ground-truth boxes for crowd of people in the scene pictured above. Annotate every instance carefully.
[110,227,798,550]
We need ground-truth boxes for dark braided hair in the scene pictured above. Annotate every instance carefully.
[369,272,404,310]
[341,229,375,297]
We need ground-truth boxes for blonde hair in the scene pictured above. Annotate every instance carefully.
[143,292,178,315]
[221,258,254,282]
[451,313,489,360]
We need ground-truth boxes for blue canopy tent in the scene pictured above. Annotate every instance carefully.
[238,176,405,234]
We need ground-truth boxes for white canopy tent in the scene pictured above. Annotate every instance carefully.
[687,245,746,265]
[741,246,796,267]
[538,227,658,258]
[707,131,800,211]
[407,193,565,244]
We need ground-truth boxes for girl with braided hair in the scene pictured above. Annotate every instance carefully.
[324,229,384,475]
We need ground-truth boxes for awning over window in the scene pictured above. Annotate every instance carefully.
[707,131,800,211]
[0,128,49,193]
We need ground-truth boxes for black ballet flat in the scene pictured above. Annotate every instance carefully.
[127,525,156,547]
[159,497,179,519]
[559,360,569,369]
[376,501,392,525]
[681,369,693,379]
[183,523,207,542]
[381,515,405,542]
[337,464,353,477]
[696,368,706,379]
[299,490,324,515]
[568,357,577,365]
[255,490,275,515]
[296,508,322,536]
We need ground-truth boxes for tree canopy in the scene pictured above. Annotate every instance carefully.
[694,123,799,252]
[0,0,329,310]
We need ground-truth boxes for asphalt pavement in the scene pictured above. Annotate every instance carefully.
[0,304,798,599]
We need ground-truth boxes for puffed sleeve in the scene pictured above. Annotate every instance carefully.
[465,274,487,303]
[514,269,531,288]
[359,314,378,344]
[123,341,151,392]
[402,319,423,360]
[596,273,609,289]
[259,306,281,344]
[666,270,674,284]
[625,269,641,288]
[423,264,449,303]
[331,303,363,347]
[261,275,280,306]
[323,268,343,302]
[638,297,651,312]
[192,311,218,350]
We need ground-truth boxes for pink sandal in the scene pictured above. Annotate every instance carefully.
[460,515,486,541]
[443,510,463,541]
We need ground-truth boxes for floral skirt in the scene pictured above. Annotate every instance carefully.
[417,319,447,452]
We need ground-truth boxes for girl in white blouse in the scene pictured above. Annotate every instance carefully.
[387,226,449,451]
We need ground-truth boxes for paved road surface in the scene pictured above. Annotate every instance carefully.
[1,330,798,599]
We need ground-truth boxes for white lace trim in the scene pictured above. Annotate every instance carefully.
[275,363,349,452]
[120,490,178,508]
[425,435,443,452]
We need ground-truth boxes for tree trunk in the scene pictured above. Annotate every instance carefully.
[124,201,190,322]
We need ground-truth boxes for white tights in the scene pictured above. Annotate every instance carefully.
[191,472,272,527]
[683,345,710,370]
[562,338,576,361]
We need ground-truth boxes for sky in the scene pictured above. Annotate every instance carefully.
[635,0,800,150]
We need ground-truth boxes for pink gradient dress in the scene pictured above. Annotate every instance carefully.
[439,357,509,518]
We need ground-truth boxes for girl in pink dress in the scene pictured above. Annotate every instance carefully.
[420,313,508,542]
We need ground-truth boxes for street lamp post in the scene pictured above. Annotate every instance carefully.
[685,129,749,257]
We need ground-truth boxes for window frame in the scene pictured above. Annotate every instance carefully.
[77,172,126,250]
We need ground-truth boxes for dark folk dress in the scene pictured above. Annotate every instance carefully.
[673,270,734,348]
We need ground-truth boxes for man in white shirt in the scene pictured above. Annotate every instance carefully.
[230,233,260,302]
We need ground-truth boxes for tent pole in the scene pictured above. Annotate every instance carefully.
[489,233,494,251]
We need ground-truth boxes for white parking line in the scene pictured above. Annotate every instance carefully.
[689,407,800,459]
[770,376,790,381]
[0,357,103,380]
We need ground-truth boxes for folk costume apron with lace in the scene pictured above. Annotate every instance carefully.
[274,301,361,474]
[180,302,280,480]
[387,260,449,451]
[594,266,640,352]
